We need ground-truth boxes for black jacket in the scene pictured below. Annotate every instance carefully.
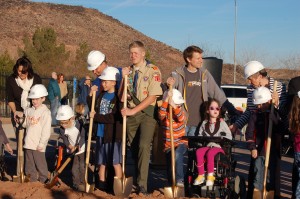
[87,91,122,143]
[59,120,86,149]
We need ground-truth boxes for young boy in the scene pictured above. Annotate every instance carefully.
[158,88,187,187]
[56,105,86,191]
[22,84,51,183]
[246,87,283,199]
[89,66,123,191]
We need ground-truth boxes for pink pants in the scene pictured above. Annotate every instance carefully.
[195,147,225,174]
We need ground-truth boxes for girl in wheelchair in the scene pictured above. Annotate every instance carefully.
[193,98,232,186]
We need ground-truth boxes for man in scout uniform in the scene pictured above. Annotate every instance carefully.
[121,41,163,195]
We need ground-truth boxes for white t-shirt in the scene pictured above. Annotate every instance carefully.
[65,122,85,155]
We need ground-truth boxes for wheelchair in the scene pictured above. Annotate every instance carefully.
[184,136,246,199]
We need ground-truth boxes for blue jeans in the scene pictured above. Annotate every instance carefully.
[253,156,268,191]
[185,126,197,136]
[166,144,187,184]
[295,152,300,198]
[50,98,60,125]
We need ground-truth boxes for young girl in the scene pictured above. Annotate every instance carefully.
[158,88,187,187]
[194,99,232,186]
[56,105,86,191]
[289,91,300,197]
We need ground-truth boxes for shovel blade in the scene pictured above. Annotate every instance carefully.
[164,186,185,198]
[85,183,95,193]
[113,176,133,198]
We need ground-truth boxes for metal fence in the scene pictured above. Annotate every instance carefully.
[0,71,78,118]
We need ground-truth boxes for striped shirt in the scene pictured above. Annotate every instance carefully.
[159,102,188,150]
[235,77,288,129]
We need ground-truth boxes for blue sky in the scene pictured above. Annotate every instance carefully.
[30,0,300,68]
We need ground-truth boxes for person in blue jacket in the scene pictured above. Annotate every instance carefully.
[48,72,61,126]
[78,75,92,112]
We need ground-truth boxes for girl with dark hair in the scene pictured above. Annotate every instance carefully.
[57,73,68,105]
[193,99,232,186]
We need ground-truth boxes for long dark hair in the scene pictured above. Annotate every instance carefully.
[289,95,300,133]
[12,56,34,79]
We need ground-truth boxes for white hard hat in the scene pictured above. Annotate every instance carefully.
[99,66,120,81]
[56,105,74,120]
[28,84,48,98]
[252,87,272,105]
[87,50,105,71]
[172,89,185,105]
[244,61,265,79]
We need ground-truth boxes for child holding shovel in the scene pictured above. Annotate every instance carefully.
[158,87,187,187]
[246,87,283,199]
[56,105,86,191]
[289,91,300,197]
[88,66,123,192]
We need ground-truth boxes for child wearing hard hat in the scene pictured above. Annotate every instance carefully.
[88,66,123,191]
[158,88,187,187]
[56,105,86,191]
[246,87,283,199]
[21,84,51,183]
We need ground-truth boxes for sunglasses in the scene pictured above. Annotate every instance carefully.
[209,106,220,111]
[18,70,28,74]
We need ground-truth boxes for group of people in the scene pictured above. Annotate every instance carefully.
[0,40,300,198]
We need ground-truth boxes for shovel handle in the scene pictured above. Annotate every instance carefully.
[262,80,277,199]
[85,91,96,182]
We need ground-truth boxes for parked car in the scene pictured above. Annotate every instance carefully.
[221,84,247,110]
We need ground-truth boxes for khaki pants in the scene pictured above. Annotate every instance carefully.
[126,111,157,190]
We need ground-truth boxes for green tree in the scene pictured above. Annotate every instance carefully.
[73,41,91,71]
[19,27,70,75]
[0,51,14,73]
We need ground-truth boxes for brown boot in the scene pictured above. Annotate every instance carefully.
[253,188,262,199]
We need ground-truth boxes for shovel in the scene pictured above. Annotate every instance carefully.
[13,116,26,183]
[45,147,77,189]
[262,81,277,199]
[84,90,96,193]
[164,85,185,198]
[113,74,133,198]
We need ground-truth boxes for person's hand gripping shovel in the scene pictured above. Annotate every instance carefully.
[84,90,96,193]
[12,115,27,183]
[114,74,133,198]
[164,85,185,198]
[262,81,277,199]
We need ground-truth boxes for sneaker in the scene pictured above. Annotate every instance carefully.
[206,175,215,186]
[193,175,205,185]
[137,185,149,196]
[176,180,184,187]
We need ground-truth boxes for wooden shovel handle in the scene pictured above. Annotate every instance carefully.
[263,80,278,198]
[122,75,128,172]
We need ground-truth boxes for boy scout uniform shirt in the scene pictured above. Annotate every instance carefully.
[128,62,163,108]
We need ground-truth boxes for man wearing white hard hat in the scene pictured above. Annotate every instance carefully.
[22,84,51,183]
[88,67,123,191]
[245,87,283,199]
[87,50,122,97]
[230,61,288,135]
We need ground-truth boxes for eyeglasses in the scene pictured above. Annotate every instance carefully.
[209,106,220,111]
[59,120,70,126]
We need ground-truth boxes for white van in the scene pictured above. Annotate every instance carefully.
[221,84,247,110]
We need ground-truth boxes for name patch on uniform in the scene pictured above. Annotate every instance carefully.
[143,76,149,81]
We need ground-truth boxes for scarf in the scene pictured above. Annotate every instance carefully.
[15,77,34,110]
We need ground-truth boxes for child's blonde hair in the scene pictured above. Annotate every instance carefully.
[289,95,300,133]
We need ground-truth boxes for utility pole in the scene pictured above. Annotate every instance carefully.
[233,0,237,84]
